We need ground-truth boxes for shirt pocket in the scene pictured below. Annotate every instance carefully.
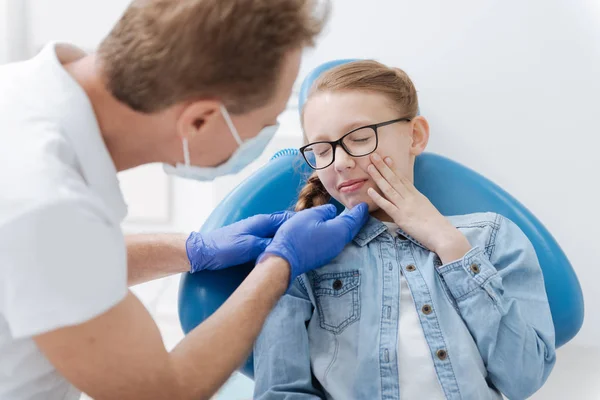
[312,270,361,334]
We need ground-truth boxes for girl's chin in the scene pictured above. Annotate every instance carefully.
[342,196,379,212]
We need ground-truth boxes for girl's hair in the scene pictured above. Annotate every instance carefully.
[294,60,419,211]
[295,171,331,211]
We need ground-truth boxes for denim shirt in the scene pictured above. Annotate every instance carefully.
[254,212,556,400]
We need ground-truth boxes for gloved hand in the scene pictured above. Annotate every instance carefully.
[258,203,369,285]
[187,211,295,273]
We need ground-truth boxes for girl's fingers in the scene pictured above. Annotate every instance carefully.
[367,187,399,218]
[382,156,417,194]
[367,163,403,204]
[370,153,410,197]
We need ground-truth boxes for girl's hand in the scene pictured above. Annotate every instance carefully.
[366,153,471,264]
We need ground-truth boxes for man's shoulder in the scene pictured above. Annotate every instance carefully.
[0,148,110,235]
[0,49,54,114]
[0,125,84,217]
[0,43,88,129]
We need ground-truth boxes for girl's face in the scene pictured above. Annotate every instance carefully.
[302,91,428,214]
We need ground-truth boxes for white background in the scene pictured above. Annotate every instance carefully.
[1,0,598,398]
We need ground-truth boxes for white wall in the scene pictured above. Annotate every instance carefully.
[0,0,29,64]
[28,0,128,52]
[0,1,7,63]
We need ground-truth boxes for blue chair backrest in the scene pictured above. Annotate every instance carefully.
[178,60,584,378]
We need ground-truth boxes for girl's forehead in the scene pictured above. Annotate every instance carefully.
[304,92,396,141]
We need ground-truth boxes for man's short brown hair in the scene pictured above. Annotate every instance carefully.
[98,0,329,114]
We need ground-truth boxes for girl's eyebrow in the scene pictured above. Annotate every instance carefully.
[310,119,374,142]
[340,119,374,134]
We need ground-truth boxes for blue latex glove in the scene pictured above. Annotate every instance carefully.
[258,203,369,285]
[187,211,295,273]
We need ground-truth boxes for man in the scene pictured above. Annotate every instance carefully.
[0,1,369,399]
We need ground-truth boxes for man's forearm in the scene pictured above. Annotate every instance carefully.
[126,233,190,286]
[126,233,292,398]
[33,255,290,400]
[169,255,289,399]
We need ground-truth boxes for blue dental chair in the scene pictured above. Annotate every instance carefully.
[178,60,584,378]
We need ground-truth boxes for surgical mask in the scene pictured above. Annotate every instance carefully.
[163,105,279,181]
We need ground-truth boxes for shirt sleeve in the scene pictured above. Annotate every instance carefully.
[0,195,128,339]
[435,215,556,400]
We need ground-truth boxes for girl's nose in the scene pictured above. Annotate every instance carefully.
[334,145,355,172]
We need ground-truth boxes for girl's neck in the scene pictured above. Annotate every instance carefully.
[370,208,394,223]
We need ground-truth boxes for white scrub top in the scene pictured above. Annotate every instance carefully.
[0,43,128,399]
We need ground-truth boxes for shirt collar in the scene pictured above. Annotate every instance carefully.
[343,208,430,251]
[42,42,128,222]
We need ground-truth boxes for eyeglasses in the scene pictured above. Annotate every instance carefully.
[299,118,411,170]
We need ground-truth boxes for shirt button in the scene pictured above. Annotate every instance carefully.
[422,304,433,315]
[406,265,416,272]
[436,349,448,361]
[470,263,481,274]
[332,279,343,291]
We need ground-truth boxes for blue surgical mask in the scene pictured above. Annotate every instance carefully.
[163,105,279,181]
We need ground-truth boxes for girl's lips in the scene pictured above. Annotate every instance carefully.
[339,179,368,193]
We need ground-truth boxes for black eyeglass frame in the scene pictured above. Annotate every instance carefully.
[299,117,412,170]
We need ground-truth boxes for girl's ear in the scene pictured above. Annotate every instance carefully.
[410,116,430,156]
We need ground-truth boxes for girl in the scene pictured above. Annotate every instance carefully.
[253,61,555,400]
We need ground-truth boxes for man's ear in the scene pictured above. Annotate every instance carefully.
[176,100,221,141]
[410,116,430,156]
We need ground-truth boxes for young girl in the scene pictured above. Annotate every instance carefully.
[253,61,555,400]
